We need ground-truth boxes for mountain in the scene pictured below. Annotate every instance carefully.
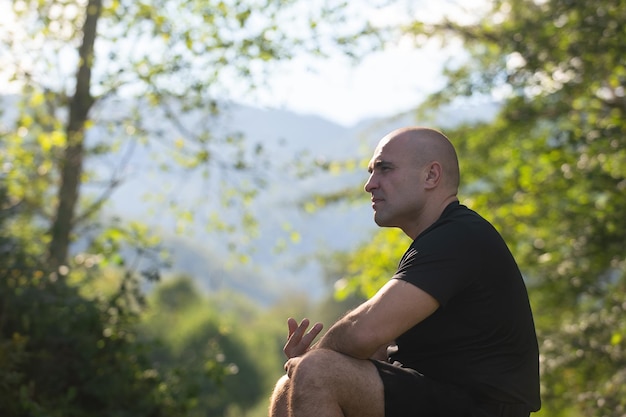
[2,93,499,304]
[100,100,380,302]
[102,99,498,303]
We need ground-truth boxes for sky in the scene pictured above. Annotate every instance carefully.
[245,40,453,127]
[234,0,489,126]
[228,0,486,127]
[0,0,485,128]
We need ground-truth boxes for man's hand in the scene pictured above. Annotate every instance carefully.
[284,356,300,378]
[283,318,323,359]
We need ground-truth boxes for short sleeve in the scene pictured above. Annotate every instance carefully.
[393,222,475,306]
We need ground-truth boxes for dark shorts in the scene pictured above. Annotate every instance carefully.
[370,360,531,417]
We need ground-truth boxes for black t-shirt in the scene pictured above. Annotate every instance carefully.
[390,201,540,410]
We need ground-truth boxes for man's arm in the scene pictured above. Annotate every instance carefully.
[370,342,394,361]
[316,279,439,359]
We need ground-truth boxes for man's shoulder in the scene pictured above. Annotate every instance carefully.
[441,203,496,232]
[415,203,502,254]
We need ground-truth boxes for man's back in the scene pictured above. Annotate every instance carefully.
[390,202,540,410]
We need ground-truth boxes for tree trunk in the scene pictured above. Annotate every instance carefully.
[48,0,102,273]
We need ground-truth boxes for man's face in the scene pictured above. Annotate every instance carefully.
[364,136,426,232]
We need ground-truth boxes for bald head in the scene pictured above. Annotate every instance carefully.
[365,126,460,237]
[380,127,460,193]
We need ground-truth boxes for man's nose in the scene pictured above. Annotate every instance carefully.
[364,174,377,193]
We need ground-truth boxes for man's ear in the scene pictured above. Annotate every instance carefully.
[424,161,442,190]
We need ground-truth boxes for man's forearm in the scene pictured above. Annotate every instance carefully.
[370,343,392,361]
[315,317,382,360]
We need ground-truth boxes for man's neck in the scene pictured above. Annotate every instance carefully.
[404,195,458,240]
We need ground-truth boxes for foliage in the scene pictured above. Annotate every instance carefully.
[333,0,626,415]
[0,190,185,416]
[139,276,271,416]
[0,191,287,417]
[329,228,410,300]
[0,0,382,273]
[0,0,382,415]
[0,9,382,411]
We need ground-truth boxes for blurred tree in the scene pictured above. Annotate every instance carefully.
[330,0,625,415]
[140,275,265,416]
[0,185,185,416]
[0,0,380,274]
[0,0,383,415]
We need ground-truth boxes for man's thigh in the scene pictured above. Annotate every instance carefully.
[371,360,475,417]
[290,349,385,417]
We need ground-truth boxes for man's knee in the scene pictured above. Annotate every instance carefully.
[269,375,291,417]
[274,374,291,394]
[291,348,371,394]
[289,350,385,417]
[291,349,341,383]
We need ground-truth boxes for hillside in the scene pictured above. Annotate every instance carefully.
[102,99,498,302]
[2,93,498,303]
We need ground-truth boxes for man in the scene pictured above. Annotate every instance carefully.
[269,127,541,417]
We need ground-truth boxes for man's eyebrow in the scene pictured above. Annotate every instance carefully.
[367,160,392,173]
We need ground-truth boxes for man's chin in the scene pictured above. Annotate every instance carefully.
[373,215,392,228]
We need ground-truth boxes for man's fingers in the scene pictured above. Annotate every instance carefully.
[287,317,298,337]
[283,318,323,359]
[289,318,310,342]
[300,322,323,347]
[283,318,309,358]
